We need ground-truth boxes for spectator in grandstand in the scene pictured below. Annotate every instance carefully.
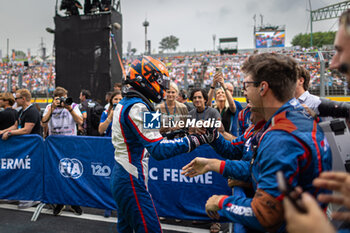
[188,88,221,135]
[79,89,104,136]
[0,93,18,130]
[176,89,194,112]
[284,9,350,233]
[182,53,332,232]
[111,56,216,233]
[98,91,122,136]
[11,85,18,95]
[156,81,188,138]
[0,89,42,209]
[41,86,83,216]
[295,65,321,112]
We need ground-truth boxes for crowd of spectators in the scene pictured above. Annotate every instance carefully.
[0,50,347,98]
[0,61,55,95]
[125,50,347,96]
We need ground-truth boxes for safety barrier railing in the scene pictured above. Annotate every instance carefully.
[0,135,232,221]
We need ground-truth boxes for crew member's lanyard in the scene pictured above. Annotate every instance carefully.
[165,101,176,115]
[18,104,32,129]
[165,101,177,123]
[195,106,208,121]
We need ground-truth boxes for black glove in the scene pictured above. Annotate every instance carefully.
[187,134,206,152]
[203,127,219,144]
[186,128,219,152]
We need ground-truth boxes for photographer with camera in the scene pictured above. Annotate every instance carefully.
[42,87,83,137]
[41,86,83,216]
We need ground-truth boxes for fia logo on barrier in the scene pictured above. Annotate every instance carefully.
[143,110,161,129]
[59,158,84,179]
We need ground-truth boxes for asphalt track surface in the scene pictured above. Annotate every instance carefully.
[0,202,227,233]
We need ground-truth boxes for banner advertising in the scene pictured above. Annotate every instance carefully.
[148,144,232,220]
[44,136,232,220]
[44,135,117,210]
[0,135,44,201]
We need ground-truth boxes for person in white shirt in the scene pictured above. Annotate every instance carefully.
[294,65,321,113]
[41,86,84,216]
[42,86,83,136]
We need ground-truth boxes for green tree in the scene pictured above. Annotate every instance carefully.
[159,35,179,52]
[291,31,336,48]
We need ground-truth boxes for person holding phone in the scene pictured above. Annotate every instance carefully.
[98,91,122,136]
[207,69,238,140]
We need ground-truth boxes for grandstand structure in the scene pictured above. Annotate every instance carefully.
[218,37,238,54]
[310,0,350,47]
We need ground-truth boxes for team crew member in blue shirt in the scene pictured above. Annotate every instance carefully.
[182,53,332,233]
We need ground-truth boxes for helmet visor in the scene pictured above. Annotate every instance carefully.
[157,73,170,90]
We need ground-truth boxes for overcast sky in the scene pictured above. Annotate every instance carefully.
[0,0,340,57]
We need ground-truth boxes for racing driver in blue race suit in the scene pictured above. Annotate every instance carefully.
[111,56,217,233]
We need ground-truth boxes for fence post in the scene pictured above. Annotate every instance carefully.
[319,51,325,97]
[184,58,189,90]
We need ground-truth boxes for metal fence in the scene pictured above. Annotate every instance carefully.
[1,51,348,98]
[162,51,348,97]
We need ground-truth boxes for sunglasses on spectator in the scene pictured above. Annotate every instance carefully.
[15,96,23,100]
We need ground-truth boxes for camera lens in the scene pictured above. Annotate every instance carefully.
[65,97,73,105]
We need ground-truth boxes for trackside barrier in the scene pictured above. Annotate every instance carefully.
[0,135,44,201]
[44,135,117,210]
[0,135,232,221]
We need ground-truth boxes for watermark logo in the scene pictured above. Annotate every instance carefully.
[143,110,161,129]
[143,111,222,129]
[59,158,83,179]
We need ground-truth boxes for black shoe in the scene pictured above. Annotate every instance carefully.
[53,204,65,216]
[70,205,83,215]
